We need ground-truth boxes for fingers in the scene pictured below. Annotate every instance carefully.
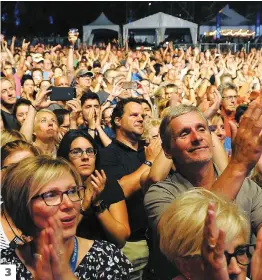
[229,121,238,141]
[213,229,226,261]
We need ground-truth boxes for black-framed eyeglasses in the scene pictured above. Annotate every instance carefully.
[31,186,86,206]
[69,147,97,158]
[224,244,255,266]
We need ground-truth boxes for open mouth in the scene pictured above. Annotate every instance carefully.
[61,216,76,227]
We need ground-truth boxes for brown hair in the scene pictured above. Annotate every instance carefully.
[1,129,26,147]
[1,140,39,166]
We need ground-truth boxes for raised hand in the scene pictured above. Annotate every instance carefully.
[22,39,30,51]
[145,138,162,162]
[33,89,56,110]
[229,92,262,174]
[251,227,262,280]
[66,99,82,122]
[201,203,229,280]
[83,170,106,209]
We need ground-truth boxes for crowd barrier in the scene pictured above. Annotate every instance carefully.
[2,36,262,53]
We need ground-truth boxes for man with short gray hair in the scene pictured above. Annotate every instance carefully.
[219,82,238,138]
[144,103,262,279]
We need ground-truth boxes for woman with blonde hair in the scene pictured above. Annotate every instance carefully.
[159,188,262,280]
[142,118,161,144]
[1,129,26,147]
[1,156,132,279]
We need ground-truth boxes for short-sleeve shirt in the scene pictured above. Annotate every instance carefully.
[77,179,125,242]
[98,140,148,241]
[144,167,262,232]
[144,165,262,280]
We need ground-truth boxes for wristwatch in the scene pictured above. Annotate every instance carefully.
[92,200,108,214]
[144,160,152,167]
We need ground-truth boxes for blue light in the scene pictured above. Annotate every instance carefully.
[15,18,20,26]
[49,16,54,25]
[2,13,7,21]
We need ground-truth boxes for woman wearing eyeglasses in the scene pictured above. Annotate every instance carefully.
[57,129,131,248]
[158,188,262,280]
[0,156,132,279]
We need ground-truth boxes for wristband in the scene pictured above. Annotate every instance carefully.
[144,160,152,167]
[31,104,39,112]
[92,200,108,214]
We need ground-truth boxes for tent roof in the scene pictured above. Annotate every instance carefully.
[203,5,251,25]
[124,12,198,29]
[86,12,117,26]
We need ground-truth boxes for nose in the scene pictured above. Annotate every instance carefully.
[81,151,89,160]
[60,193,75,209]
[48,121,54,127]
[190,130,203,143]
[228,257,242,276]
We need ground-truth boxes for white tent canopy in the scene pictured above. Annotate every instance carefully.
[123,12,198,45]
[83,12,121,45]
[200,5,252,35]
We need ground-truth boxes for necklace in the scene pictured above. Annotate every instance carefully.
[2,210,25,249]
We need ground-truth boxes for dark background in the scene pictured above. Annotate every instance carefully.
[1,1,261,37]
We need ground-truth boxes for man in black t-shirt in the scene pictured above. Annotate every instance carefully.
[0,78,19,130]
[99,98,160,279]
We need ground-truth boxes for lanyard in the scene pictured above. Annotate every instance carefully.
[70,237,78,272]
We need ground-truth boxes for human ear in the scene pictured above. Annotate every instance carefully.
[113,117,121,129]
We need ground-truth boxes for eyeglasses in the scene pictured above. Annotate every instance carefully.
[31,186,86,206]
[224,244,255,266]
[222,95,238,101]
[185,244,255,267]
[69,147,97,158]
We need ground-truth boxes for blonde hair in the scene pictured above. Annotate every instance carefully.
[158,99,170,117]
[33,109,58,131]
[1,129,26,147]
[142,118,161,142]
[211,114,224,126]
[159,188,250,263]
[2,155,82,236]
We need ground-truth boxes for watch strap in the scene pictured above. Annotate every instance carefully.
[144,160,152,167]
[92,200,108,214]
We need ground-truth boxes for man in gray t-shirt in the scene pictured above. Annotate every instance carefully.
[144,104,262,279]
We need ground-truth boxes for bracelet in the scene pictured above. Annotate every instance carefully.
[203,78,209,81]
[69,45,74,50]
[189,88,194,90]
[31,104,39,112]
[105,99,113,104]
[144,160,152,167]
[88,128,96,131]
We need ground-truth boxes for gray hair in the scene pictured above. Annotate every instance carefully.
[218,82,237,97]
[160,105,207,152]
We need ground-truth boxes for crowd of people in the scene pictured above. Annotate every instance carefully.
[0,30,262,280]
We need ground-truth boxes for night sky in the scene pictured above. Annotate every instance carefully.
[1,1,261,37]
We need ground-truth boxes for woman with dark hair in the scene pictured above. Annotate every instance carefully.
[1,140,40,249]
[57,129,130,248]
[13,98,31,127]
